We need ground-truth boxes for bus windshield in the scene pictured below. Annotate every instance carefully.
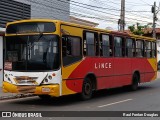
[4,35,60,71]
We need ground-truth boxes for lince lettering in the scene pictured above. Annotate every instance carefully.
[95,63,112,69]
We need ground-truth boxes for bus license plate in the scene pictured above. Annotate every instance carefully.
[42,87,50,92]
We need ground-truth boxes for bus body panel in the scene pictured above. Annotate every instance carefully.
[62,57,156,95]
[3,81,60,97]
[2,19,157,98]
[3,69,62,96]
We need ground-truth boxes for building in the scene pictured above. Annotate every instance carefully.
[0,0,70,86]
[0,0,70,28]
[70,16,99,27]
[15,0,70,21]
[143,28,160,62]
[0,28,5,85]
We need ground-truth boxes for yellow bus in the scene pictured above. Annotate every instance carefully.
[3,19,157,100]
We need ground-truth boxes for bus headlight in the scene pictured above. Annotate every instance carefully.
[5,74,8,78]
[41,74,55,84]
[48,75,52,80]
[41,74,49,84]
[44,78,48,83]
[7,78,12,83]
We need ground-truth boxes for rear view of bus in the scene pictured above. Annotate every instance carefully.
[3,20,61,98]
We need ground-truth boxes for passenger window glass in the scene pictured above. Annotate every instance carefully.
[136,40,144,57]
[145,41,152,58]
[152,42,156,58]
[101,34,110,57]
[83,32,98,56]
[62,36,82,66]
[86,32,95,56]
[126,38,134,57]
[114,37,123,57]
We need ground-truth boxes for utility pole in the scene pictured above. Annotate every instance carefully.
[119,0,125,32]
[152,2,157,38]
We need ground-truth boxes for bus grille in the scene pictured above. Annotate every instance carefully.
[15,76,38,85]
[17,86,36,93]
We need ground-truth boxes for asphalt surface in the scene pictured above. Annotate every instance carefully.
[0,79,160,120]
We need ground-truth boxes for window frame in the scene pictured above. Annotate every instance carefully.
[113,36,125,57]
[145,41,152,58]
[135,39,145,58]
[126,38,135,57]
[151,41,157,58]
[100,33,112,57]
[83,31,98,57]
[62,35,82,66]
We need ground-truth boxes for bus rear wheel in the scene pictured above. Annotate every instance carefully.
[80,78,93,100]
[130,73,139,91]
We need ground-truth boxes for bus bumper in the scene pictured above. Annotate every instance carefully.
[2,81,60,97]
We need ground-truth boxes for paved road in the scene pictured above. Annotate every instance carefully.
[0,79,160,120]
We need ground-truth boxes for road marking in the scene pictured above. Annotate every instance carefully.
[98,99,133,108]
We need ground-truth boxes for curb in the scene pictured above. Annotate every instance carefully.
[0,94,35,100]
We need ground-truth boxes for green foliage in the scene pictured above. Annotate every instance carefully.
[128,23,146,35]
[128,25,135,32]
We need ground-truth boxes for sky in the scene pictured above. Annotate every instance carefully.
[70,0,160,30]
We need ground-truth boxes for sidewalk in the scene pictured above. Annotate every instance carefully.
[157,71,160,78]
[0,88,17,100]
[0,87,34,100]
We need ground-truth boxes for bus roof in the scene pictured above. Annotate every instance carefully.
[6,19,156,41]
[6,19,60,26]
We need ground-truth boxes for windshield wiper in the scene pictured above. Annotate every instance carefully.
[35,32,43,42]
[28,32,44,49]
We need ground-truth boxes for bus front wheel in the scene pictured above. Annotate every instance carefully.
[80,77,93,100]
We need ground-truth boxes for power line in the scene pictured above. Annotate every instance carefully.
[27,0,119,23]
[71,7,151,23]
[26,0,156,28]
[70,0,152,22]
[70,0,152,17]
[91,0,152,19]
[88,0,121,9]
[71,0,153,24]
[139,0,152,6]
[70,0,121,11]
[71,0,151,12]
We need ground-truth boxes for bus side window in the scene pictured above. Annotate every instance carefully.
[145,41,152,58]
[114,36,123,57]
[62,35,82,66]
[136,40,144,57]
[62,36,67,56]
[100,34,111,57]
[152,42,156,58]
[83,31,98,56]
[126,38,134,57]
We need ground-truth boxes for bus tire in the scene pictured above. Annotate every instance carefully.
[130,73,139,91]
[80,77,93,100]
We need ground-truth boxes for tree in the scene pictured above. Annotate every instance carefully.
[128,23,147,35]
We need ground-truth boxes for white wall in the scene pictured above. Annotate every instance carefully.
[157,40,160,62]
[0,36,3,86]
